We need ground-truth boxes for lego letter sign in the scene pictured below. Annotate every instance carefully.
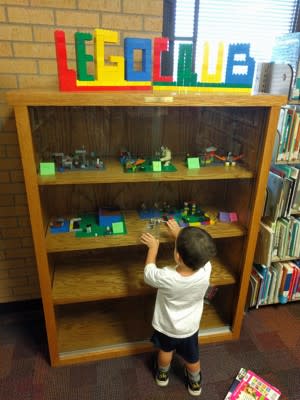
[54,28,255,92]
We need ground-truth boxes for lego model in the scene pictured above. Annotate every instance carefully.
[201,146,217,165]
[160,146,172,166]
[120,148,176,173]
[180,201,212,225]
[49,208,127,238]
[119,150,146,172]
[138,201,214,226]
[74,209,126,237]
[51,148,104,171]
[185,146,217,167]
[215,151,243,166]
[49,218,69,233]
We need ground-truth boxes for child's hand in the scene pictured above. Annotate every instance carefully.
[141,232,159,265]
[166,219,181,239]
[140,232,159,251]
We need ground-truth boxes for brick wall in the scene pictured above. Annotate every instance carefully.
[0,0,163,303]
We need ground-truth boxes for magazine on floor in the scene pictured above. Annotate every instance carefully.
[224,368,281,400]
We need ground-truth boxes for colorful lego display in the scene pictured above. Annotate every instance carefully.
[76,212,126,237]
[54,28,256,93]
[138,201,215,227]
[120,148,176,173]
[49,208,127,238]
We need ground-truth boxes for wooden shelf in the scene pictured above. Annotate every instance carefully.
[46,210,247,253]
[37,158,253,185]
[7,88,286,107]
[56,297,229,358]
[52,255,236,305]
[272,255,300,263]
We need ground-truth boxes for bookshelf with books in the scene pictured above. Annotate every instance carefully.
[251,104,300,308]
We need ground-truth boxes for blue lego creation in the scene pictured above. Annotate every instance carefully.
[124,38,152,81]
[225,43,255,85]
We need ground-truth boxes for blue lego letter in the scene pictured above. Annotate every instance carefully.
[124,38,152,81]
[225,43,255,86]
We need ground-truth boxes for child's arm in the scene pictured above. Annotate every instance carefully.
[166,219,181,240]
[140,232,159,265]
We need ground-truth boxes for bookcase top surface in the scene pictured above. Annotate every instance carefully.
[6,88,287,107]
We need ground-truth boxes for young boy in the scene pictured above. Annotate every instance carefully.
[140,219,216,396]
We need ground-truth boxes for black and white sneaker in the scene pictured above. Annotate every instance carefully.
[185,367,202,396]
[153,359,169,387]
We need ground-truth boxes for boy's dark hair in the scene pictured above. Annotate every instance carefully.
[176,227,216,271]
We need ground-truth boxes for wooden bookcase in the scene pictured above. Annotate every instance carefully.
[7,89,286,366]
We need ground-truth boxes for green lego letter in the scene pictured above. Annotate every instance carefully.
[75,32,94,81]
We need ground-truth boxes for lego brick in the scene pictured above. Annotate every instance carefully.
[153,37,173,82]
[54,30,77,91]
[94,28,126,85]
[73,85,152,91]
[124,38,152,81]
[99,208,122,227]
[75,32,94,81]
[187,157,200,169]
[225,43,255,85]
[39,162,55,176]
[76,80,151,87]
[176,43,198,86]
[201,42,224,83]
[152,160,162,171]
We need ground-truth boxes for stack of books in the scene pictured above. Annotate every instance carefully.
[252,159,300,308]
[254,218,300,267]
[224,368,281,399]
[264,165,300,222]
[249,261,300,308]
[274,105,300,163]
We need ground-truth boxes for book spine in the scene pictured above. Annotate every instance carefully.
[292,266,300,300]
[278,265,293,304]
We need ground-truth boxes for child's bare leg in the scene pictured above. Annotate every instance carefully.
[185,360,201,373]
[158,349,173,368]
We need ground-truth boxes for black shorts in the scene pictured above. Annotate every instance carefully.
[151,329,199,364]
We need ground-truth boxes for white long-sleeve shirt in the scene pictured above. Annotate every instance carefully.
[144,262,211,338]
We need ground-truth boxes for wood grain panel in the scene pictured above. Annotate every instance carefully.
[40,180,250,220]
[52,254,236,304]
[7,89,287,107]
[56,298,228,354]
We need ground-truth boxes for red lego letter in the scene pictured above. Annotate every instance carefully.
[54,30,77,91]
[153,38,173,82]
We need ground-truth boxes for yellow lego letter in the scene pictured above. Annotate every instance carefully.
[94,29,125,84]
[201,42,224,83]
